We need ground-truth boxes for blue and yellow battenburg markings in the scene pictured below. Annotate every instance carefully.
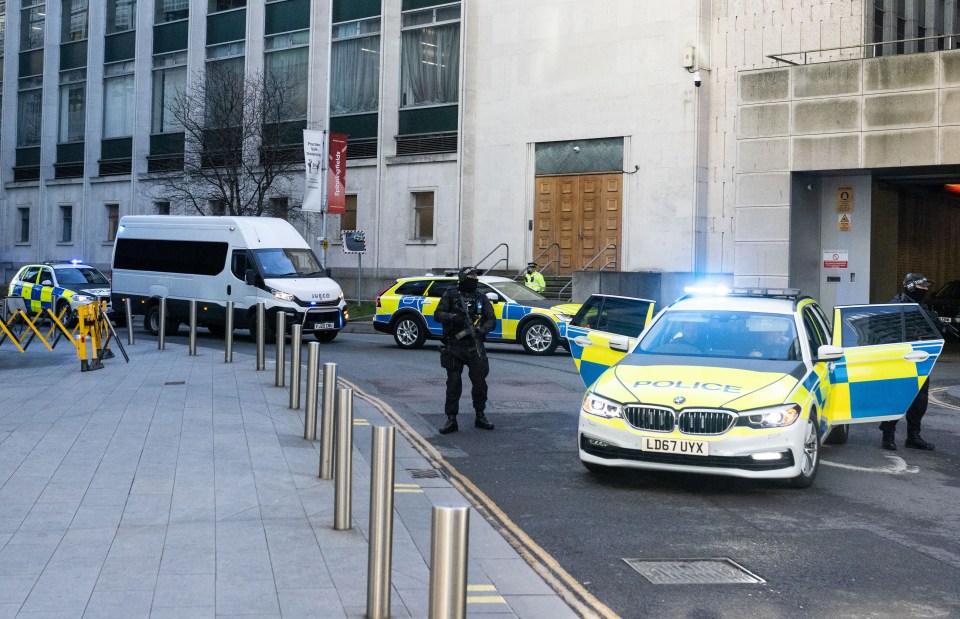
[9,283,75,313]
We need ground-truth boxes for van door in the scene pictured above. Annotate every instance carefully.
[566,295,656,387]
[229,249,258,324]
[823,303,943,425]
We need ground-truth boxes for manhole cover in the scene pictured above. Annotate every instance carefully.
[164,381,186,385]
[623,558,765,585]
[407,469,444,479]
[489,400,548,410]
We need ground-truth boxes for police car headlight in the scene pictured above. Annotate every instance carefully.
[738,404,801,429]
[73,294,93,303]
[270,288,296,302]
[554,313,574,322]
[582,392,623,419]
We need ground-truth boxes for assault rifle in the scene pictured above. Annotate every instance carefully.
[454,293,485,358]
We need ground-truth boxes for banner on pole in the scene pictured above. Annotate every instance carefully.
[327,133,348,215]
[302,129,324,212]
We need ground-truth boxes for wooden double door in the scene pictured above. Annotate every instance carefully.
[535,174,622,275]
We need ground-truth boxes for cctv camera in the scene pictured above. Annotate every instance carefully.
[573,146,580,152]
[693,70,702,87]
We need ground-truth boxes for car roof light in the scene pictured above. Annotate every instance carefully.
[70,259,83,265]
[683,285,731,296]
[729,287,801,298]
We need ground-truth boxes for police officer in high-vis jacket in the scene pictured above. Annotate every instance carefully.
[523,262,546,293]
[435,268,497,434]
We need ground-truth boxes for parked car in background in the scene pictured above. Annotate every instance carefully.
[929,279,960,326]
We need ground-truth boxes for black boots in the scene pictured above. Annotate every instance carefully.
[439,416,459,434]
[474,412,494,430]
[881,431,897,451]
[905,433,935,451]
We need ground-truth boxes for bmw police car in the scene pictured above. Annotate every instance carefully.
[568,287,943,488]
[374,274,580,355]
[7,261,111,319]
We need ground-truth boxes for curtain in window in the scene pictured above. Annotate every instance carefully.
[152,66,185,132]
[400,24,459,107]
[103,74,135,138]
[17,89,42,147]
[59,84,86,142]
[265,46,308,121]
[331,35,379,115]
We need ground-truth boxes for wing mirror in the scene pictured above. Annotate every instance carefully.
[485,292,499,302]
[41,279,53,286]
[244,269,257,286]
[609,336,631,352]
[816,344,843,361]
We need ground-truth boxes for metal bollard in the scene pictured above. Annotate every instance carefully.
[224,301,234,363]
[188,300,198,356]
[158,297,167,350]
[366,426,396,619]
[333,387,353,530]
[304,342,320,440]
[124,298,135,345]
[318,362,338,479]
[428,506,470,619]
[255,302,265,371]
[275,312,287,387]
[289,324,302,409]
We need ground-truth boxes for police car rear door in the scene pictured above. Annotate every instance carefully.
[566,295,656,387]
[826,303,943,424]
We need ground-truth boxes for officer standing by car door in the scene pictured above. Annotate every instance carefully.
[435,268,496,434]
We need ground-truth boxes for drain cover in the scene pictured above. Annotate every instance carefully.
[489,400,548,410]
[407,469,444,479]
[623,558,765,585]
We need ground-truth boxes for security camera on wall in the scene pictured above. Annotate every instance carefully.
[693,70,702,87]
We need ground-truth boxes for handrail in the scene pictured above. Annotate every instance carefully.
[767,33,959,66]
[558,244,618,298]
[513,243,561,280]
[474,243,509,275]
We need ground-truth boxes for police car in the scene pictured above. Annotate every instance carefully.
[7,261,112,320]
[374,274,580,354]
[569,287,943,488]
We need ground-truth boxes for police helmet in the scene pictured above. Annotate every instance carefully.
[458,267,479,283]
[903,272,934,292]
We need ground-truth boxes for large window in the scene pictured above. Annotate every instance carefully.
[17,85,42,147]
[264,31,308,121]
[152,52,186,133]
[204,50,244,127]
[155,0,187,23]
[20,0,44,51]
[107,0,136,33]
[61,0,88,42]
[870,0,960,56]
[114,238,229,275]
[331,17,380,115]
[412,191,434,241]
[400,3,460,108]
[103,61,135,138]
[59,205,73,243]
[58,69,86,143]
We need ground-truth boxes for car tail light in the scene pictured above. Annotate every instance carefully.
[374,285,392,308]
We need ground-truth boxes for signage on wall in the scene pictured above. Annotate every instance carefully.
[838,213,851,232]
[823,250,849,269]
[836,186,854,213]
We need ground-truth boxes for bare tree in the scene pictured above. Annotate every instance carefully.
[146,61,307,218]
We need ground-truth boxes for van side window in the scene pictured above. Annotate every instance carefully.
[113,239,228,275]
[231,250,251,281]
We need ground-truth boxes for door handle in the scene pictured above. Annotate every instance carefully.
[903,351,930,362]
[573,336,594,347]
[422,300,433,305]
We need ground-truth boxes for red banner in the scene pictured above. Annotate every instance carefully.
[326,133,348,215]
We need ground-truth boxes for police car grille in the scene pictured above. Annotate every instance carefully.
[623,406,675,432]
[677,410,735,435]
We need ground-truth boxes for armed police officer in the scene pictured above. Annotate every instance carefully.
[435,267,497,434]
[880,273,950,451]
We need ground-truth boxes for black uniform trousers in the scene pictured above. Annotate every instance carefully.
[444,343,489,417]
[880,380,929,436]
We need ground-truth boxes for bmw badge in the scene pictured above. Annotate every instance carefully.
[673,396,686,405]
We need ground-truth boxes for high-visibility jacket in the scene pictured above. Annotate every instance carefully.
[524,270,546,293]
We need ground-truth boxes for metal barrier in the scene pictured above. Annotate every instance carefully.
[318,362,338,480]
[158,297,168,350]
[429,506,470,619]
[304,342,320,440]
[188,300,198,356]
[275,312,287,387]
[224,301,235,363]
[125,298,135,345]
[366,426,396,619]
[255,302,266,371]
[334,387,353,530]
[289,324,302,409]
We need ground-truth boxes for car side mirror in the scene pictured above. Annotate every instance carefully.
[41,279,53,286]
[244,269,257,286]
[816,344,843,361]
[485,292,498,302]
[609,335,631,352]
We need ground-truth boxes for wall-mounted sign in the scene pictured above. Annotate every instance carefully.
[823,249,849,269]
[838,213,851,232]
[342,230,366,254]
[836,186,853,212]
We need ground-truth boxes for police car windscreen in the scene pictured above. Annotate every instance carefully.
[489,280,545,301]
[637,310,800,361]
[55,267,109,285]
[254,248,323,279]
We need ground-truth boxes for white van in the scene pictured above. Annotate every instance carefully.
[110,216,347,342]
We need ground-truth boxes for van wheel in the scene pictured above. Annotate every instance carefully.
[249,310,277,344]
[145,305,179,336]
[206,324,226,338]
[520,319,558,355]
[393,315,427,349]
[314,331,338,343]
[790,414,820,489]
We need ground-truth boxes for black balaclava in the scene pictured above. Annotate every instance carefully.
[458,268,478,293]
[906,287,927,303]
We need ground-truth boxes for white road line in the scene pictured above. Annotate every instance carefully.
[929,386,960,411]
[821,453,919,474]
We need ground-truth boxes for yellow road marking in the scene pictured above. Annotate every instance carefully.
[395,483,419,488]
[394,488,424,493]
[468,595,506,604]
[468,584,497,592]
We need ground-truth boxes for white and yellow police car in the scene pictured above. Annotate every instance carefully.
[569,287,943,488]
[374,274,579,355]
[7,261,112,319]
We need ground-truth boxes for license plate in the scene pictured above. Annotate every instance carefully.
[939,316,952,323]
[641,437,708,456]
[314,322,335,330]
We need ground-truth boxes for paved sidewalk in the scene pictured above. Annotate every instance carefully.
[0,336,577,618]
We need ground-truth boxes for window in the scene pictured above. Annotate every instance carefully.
[106,0,135,33]
[394,280,431,296]
[20,1,44,51]
[20,265,42,282]
[155,0,187,23]
[114,238,228,275]
[58,70,85,143]
[331,17,380,115]
[264,31,308,121]
[0,1,6,53]
[208,199,226,215]
[230,249,251,279]
[103,62,135,138]
[267,197,289,219]
[340,194,357,233]
[155,201,170,215]
[204,55,244,127]
[412,191,434,241]
[61,0,88,42]
[17,207,30,243]
[400,3,460,107]
[17,87,42,147]
[151,54,186,133]
[106,203,119,241]
[209,0,244,12]
[426,280,455,298]
[59,205,73,243]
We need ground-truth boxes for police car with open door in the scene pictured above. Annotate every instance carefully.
[7,261,111,322]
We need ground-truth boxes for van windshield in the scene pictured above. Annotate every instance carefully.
[254,249,325,278]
